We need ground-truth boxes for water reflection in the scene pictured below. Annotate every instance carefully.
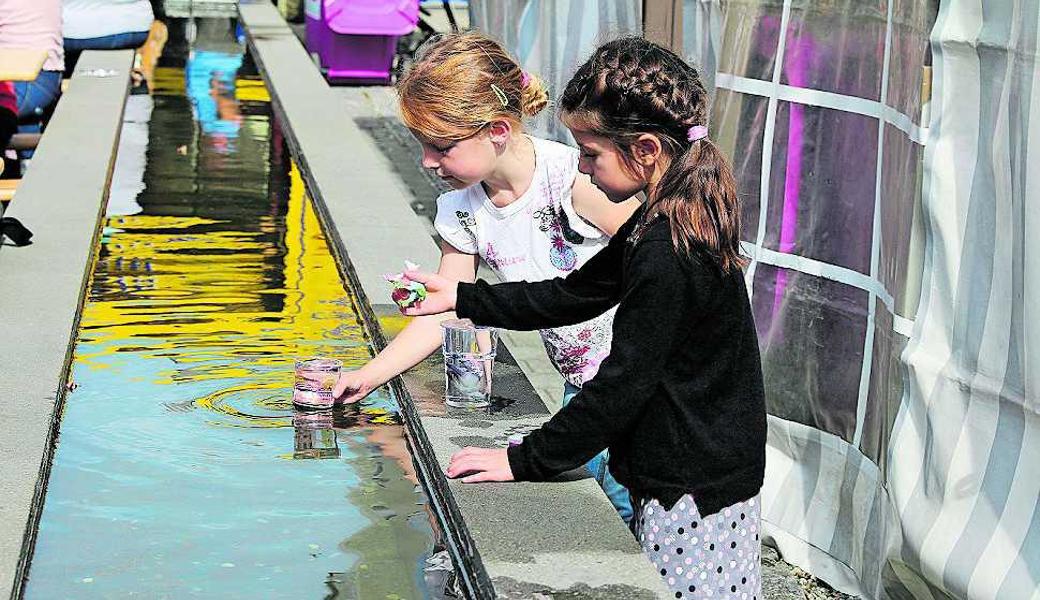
[292,406,377,461]
[293,409,342,460]
[186,19,244,151]
[25,17,446,600]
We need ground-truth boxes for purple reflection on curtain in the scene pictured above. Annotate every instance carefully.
[772,32,814,317]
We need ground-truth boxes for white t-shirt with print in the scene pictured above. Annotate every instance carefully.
[434,136,617,388]
[62,0,154,40]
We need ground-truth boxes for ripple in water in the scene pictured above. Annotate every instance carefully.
[189,382,292,428]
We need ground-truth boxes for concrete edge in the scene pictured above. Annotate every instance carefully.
[0,50,134,600]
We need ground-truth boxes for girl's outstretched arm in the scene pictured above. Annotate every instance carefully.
[507,237,698,481]
[402,207,642,328]
[441,235,705,485]
[333,242,477,402]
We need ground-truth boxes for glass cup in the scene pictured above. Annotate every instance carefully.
[293,357,341,409]
[440,319,498,408]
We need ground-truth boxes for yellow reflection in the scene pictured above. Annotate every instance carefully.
[78,163,370,384]
[235,78,271,103]
[151,66,185,95]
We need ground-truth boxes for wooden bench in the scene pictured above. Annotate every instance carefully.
[0,49,48,81]
[0,179,18,202]
[0,49,133,600]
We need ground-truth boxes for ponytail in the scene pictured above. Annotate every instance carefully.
[520,73,549,117]
[645,138,745,272]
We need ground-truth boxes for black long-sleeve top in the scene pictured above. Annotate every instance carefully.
[455,209,766,516]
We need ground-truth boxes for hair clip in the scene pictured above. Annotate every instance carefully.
[687,125,709,142]
[490,83,509,107]
[520,70,532,88]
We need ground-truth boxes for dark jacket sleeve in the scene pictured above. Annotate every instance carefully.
[505,238,698,481]
[455,226,627,331]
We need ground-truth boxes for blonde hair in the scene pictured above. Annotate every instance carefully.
[396,31,549,141]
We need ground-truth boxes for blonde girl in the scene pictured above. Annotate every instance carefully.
[335,32,639,524]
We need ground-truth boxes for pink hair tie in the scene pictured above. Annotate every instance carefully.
[520,70,532,88]
[687,125,708,142]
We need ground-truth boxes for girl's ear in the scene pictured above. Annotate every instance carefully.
[486,119,513,145]
[630,134,664,167]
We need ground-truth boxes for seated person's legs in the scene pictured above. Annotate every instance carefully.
[0,82,17,149]
[13,71,62,122]
[64,31,151,75]
[12,71,62,161]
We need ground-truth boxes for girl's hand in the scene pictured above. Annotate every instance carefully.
[333,370,377,404]
[400,270,458,316]
[445,447,514,483]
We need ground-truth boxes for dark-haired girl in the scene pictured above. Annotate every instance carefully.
[401,36,767,599]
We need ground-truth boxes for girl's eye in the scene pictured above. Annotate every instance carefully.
[434,143,454,153]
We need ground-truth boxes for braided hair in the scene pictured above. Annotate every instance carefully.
[560,37,744,272]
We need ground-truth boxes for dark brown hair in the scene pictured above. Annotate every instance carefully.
[560,36,744,272]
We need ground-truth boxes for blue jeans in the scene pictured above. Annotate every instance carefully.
[14,70,62,122]
[563,382,634,525]
[13,70,62,158]
[64,31,150,52]
[64,31,150,74]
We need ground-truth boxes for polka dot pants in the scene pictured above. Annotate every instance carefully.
[635,493,761,600]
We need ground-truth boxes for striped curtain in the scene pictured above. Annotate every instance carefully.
[892,0,1039,597]
[467,0,643,142]
[474,0,1038,597]
[683,0,1040,598]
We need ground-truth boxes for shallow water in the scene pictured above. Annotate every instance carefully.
[24,18,447,599]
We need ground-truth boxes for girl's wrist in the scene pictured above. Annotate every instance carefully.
[356,364,388,388]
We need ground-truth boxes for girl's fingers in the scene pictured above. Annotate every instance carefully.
[446,454,491,478]
[402,298,444,316]
[461,470,504,483]
[332,374,360,397]
[446,448,511,481]
[332,376,351,397]
[445,461,473,478]
[401,304,429,316]
[403,270,435,286]
[448,447,490,469]
[446,455,479,477]
[340,389,366,404]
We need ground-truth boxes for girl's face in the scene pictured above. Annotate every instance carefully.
[570,128,649,203]
[414,126,499,190]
